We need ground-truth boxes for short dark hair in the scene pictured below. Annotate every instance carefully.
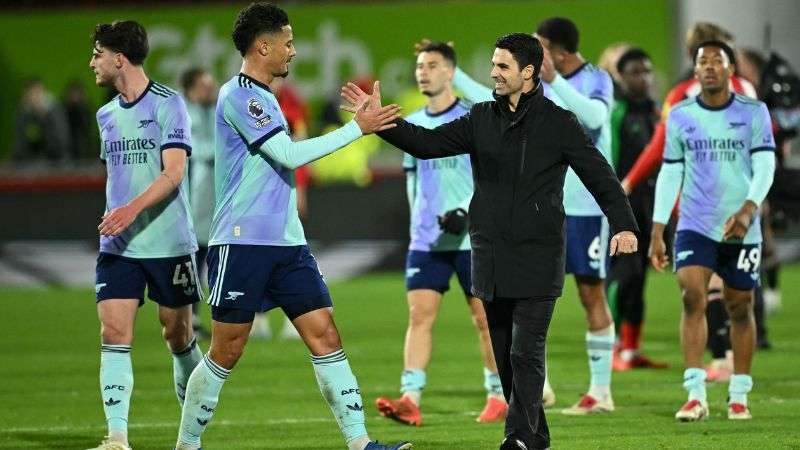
[417,41,457,66]
[495,33,543,78]
[693,40,736,66]
[232,2,290,56]
[93,20,149,66]
[536,17,579,53]
[180,67,208,93]
[616,47,651,74]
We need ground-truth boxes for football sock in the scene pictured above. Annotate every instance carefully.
[177,354,229,447]
[400,368,426,405]
[706,289,730,359]
[310,349,369,447]
[483,367,504,398]
[683,367,707,402]
[587,325,614,398]
[100,344,133,443]
[619,322,641,352]
[348,436,371,450]
[729,374,753,405]
[172,337,203,406]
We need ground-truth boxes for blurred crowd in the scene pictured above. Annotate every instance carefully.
[9,26,799,190]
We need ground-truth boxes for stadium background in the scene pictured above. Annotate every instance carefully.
[1,0,799,449]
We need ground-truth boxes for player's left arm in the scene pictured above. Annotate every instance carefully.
[99,96,193,237]
[548,70,611,130]
[723,103,777,240]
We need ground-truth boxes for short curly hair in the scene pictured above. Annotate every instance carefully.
[232,2,290,56]
[93,20,149,66]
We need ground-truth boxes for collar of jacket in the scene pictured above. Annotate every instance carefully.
[493,81,543,123]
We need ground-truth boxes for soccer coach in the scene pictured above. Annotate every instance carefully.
[344,33,638,450]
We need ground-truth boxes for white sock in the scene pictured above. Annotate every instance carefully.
[348,435,371,450]
[587,325,614,399]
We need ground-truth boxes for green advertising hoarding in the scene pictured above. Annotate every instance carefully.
[0,0,672,158]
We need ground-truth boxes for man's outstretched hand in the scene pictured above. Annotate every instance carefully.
[341,80,384,113]
[353,99,401,134]
[342,81,400,134]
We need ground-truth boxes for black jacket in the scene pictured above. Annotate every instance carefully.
[379,86,638,301]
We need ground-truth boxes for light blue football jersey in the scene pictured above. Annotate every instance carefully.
[665,93,776,244]
[403,99,474,252]
[208,73,304,247]
[96,80,197,258]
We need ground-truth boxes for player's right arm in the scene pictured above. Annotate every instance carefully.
[649,109,685,272]
[225,85,400,170]
[453,67,494,103]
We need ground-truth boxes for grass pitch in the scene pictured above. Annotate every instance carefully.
[1,266,799,449]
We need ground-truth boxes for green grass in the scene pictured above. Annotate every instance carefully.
[1,266,799,449]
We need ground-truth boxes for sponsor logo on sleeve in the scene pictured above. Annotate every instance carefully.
[168,128,186,140]
[254,115,272,129]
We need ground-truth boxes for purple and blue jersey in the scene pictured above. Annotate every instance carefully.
[663,94,776,244]
[208,73,304,246]
[96,80,197,258]
[403,99,473,252]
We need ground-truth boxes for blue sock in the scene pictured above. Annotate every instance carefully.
[311,349,368,445]
[729,374,753,405]
[483,367,503,397]
[172,337,203,406]
[586,325,614,398]
[683,367,707,402]
[100,345,133,437]
[177,354,229,447]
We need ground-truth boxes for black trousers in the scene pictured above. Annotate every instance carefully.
[607,187,653,326]
[483,297,556,450]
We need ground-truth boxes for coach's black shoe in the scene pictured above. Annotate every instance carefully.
[500,437,528,450]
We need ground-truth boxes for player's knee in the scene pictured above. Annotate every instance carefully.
[100,321,133,345]
[577,280,605,304]
[408,305,436,329]
[680,286,706,315]
[209,340,246,369]
[317,325,342,352]
[725,297,753,323]
[162,320,192,350]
